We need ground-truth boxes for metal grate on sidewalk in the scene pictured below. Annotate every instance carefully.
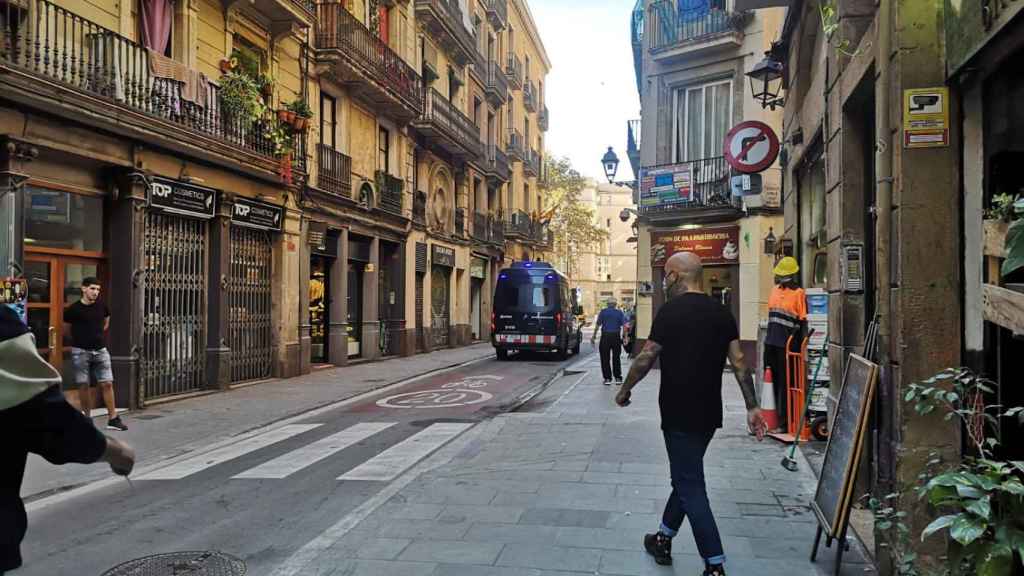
[100,551,246,576]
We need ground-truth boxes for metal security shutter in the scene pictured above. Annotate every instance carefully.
[431,265,450,348]
[415,242,427,273]
[415,272,425,352]
[229,226,273,382]
[142,212,207,401]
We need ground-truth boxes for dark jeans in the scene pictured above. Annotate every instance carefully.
[660,428,725,565]
[598,333,622,380]
[763,345,788,430]
[1,387,106,573]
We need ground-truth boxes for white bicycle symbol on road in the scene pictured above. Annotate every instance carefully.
[376,375,504,409]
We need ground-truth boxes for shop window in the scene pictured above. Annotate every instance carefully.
[24,188,104,253]
[673,79,732,162]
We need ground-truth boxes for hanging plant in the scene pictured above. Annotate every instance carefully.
[219,71,265,126]
[265,120,294,157]
[368,0,380,36]
[284,98,313,131]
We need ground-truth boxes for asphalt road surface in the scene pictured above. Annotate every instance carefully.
[18,348,593,576]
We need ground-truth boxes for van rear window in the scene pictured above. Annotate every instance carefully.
[495,272,556,312]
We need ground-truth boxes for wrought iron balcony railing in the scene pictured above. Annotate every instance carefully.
[647,1,746,51]
[375,171,404,215]
[0,0,299,167]
[523,148,540,177]
[490,214,505,245]
[523,81,537,112]
[485,60,509,106]
[637,156,741,215]
[454,207,466,237]
[317,3,424,120]
[538,105,549,131]
[627,119,642,153]
[506,129,525,162]
[487,143,510,183]
[472,211,489,242]
[413,88,485,160]
[318,144,352,198]
[483,0,507,29]
[505,53,523,90]
[415,0,476,65]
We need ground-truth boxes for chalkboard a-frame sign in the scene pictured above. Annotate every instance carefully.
[810,354,879,574]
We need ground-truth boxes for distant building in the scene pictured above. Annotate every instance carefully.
[571,183,637,318]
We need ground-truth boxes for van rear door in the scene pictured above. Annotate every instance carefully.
[493,270,558,338]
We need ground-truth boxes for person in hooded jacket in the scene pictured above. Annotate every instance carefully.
[0,305,134,574]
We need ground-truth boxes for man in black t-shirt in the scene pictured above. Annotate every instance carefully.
[63,277,126,431]
[615,252,766,576]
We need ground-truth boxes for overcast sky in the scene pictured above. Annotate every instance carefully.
[531,0,641,182]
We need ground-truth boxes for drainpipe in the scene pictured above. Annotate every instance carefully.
[875,0,892,368]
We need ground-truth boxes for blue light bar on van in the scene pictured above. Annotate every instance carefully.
[524,263,533,267]
[499,274,508,279]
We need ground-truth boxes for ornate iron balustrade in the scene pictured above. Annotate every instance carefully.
[506,129,525,161]
[489,214,505,245]
[505,53,523,89]
[523,148,540,176]
[317,144,352,198]
[414,0,476,64]
[487,143,510,182]
[485,60,508,105]
[647,1,746,51]
[375,170,404,215]
[418,88,485,159]
[483,0,507,29]
[472,211,489,242]
[523,81,537,112]
[506,211,532,238]
[0,0,287,162]
[316,3,424,116]
[538,105,549,131]
[637,156,741,215]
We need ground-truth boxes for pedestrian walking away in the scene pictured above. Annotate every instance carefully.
[63,277,127,431]
[614,252,767,576]
[763,257,807,433]
[0,305,135,575]
[591,298,626,384]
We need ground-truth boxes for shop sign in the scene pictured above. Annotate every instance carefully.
[148,177,217,219]
[639,163,692,208]
[903,88,949,148]
[432,245,455,268]
[470,257,487,279]
[232,197,283,231]
[1,277,28,324]
[650,226,740,267]
[308,221,328,251]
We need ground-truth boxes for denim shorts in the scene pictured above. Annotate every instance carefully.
[70,347,113,385]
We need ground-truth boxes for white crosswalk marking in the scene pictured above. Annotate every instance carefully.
[232,422,396,479]
[338,422,473,481]
[137,424,323,480]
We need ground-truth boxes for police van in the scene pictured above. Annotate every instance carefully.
[491,261,583,360]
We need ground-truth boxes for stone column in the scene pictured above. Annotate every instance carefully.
[109,172,147,409]
[297,218,311,376]
[361,236,380,360]
[0,138,36,275]
[329,229,349,366]
[205,200,232,389]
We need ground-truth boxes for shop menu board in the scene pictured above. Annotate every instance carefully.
[812,354,879,537]
[639,163,692,208]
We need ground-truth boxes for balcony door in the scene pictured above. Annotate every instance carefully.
[320,93,337,149]
[673,79,732,162]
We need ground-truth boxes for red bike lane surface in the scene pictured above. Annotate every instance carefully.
[347,357,560,417]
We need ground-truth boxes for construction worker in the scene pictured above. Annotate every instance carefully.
[763,257,807,433]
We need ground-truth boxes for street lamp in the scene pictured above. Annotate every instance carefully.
[746,51,785,110]
[601,147,620,183]
[763,226,777,255]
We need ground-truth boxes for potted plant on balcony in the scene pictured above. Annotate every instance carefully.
[256,73,275,101]
[219,71,265,129]
[266,119,295,184]
[284,99,313,131]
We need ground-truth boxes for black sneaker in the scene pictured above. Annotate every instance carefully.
[603,379,611,386]
[107,417,128,431]
[614,377,623,384]
[643,532,672,565]
[703,564,726,576]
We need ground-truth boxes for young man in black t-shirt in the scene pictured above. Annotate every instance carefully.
[63,277,126,431]
[615,252,766,576]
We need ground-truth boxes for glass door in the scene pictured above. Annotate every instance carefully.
[309,255,329,364]
[347,262,363,357]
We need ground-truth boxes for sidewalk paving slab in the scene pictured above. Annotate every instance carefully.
[289,354,875,576]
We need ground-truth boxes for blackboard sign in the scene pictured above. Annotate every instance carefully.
[149,177,216,219]
[812,354,879,537]
[232,197,283,231]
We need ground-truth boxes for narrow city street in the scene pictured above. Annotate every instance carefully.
[18,347,588,576]
[18,349,873,576]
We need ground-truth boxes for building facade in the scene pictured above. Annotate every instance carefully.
[0,0,550,408]
[572,182,637,318]
[629,0,785,366]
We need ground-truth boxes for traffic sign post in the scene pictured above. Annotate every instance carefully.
[723,120,780,174]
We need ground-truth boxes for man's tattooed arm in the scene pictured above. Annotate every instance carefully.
[620,340,663,393]
[727,340,759,411]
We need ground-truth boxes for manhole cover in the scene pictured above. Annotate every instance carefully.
[100,551,246,576]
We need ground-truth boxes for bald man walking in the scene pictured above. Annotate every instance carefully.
[615,252,766,576]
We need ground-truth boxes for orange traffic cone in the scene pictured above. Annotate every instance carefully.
[760,367,779,431]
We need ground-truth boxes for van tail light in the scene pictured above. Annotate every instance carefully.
[490,312,496,333]
[555,312,562,332]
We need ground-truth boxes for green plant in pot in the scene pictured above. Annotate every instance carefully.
[265,120,294,158]
[284,99,313,131]
[991,193,1024,287]
[256,73,275,100]
[219,71,265,129]
[902,368,1024,576]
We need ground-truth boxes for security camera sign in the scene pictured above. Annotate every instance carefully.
[903,87,949,148]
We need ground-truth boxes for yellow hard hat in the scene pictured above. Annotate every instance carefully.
[773,256,800,277]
